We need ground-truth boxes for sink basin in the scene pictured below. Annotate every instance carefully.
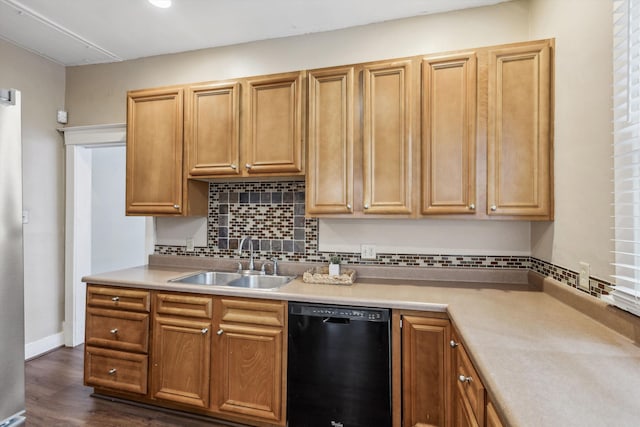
[171,271,241,286]
[226,274,296,290]
[170,271,295,290]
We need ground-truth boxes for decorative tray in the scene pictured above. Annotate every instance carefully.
[302,266,356,285]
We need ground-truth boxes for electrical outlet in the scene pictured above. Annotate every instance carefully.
[186,238,195,252]
[578,261,590,291]
[361,244,377,260]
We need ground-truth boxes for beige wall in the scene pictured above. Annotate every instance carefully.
[528,0,613,280]
[0,39,66,345]
[65,1,530,126]
[63,0,614,279]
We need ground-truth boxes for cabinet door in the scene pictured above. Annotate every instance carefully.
[151,315,211,408]
[185,81,241,177]
[306,66,354,215]
[244,71,304,175]
[486,399,505,427]
[126,87,184,215]
[487,41,552,218]
[422,53,477,215]
[402,315,451,427]
[213,297,286,425]
[363,60,413,214]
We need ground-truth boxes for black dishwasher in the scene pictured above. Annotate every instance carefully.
[287,302,391,427]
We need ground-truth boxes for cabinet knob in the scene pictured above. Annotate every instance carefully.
[245,163,252,170]
[217,329,224,336]
[201,328,209,335]
[364,203,369,209]
[173,204,180,209]
[450,340,458,348]
[346,204,352,210]
[110,328,118,335]
[490,205,497,211]
[108,368,117,375]
[230,164,237,170]
[459,374,472,384]
[469,204,475,210]
[111,296,119,302]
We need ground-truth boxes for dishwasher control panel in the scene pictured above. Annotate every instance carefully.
[290,302,390,322]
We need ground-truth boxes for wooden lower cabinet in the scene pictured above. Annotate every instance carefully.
[84,285,150,396]
[394,310,452,427]
[85,286,286,427]
[151,313,212,408]
[212,297,287,425]
[450,327,506,427]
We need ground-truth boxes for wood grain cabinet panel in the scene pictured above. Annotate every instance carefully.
[244,71,304,176]
[213,297,287,426]
[86,285,150,312]
[85,346,148,395]
[487,40,553,219]
[151,314,212,409]
[401,315,451,427]
[421,53,477,215]
[486,398,505,427]
[363,60,413,215]
[306,66,354,215]
[185,81,241,177]
[85,307,149,353]
[126,86,207,216]
[126,87,184,215]
[150,292,213,409]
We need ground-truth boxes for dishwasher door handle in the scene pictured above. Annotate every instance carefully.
[322,317,350,324]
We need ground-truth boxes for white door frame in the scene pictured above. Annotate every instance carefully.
[60,123,147,346]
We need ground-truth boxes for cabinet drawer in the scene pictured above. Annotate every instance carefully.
[87,285,150,312]
[85,346,148,395]
[455,342,485,423]
[155,292,213,319]
[86,307,149,353]
[218,297,285,327]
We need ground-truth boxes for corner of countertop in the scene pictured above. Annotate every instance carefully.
[542,275,640,345]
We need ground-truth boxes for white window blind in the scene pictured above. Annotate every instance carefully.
[611,0,640,316]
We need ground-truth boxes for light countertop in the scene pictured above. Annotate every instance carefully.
[82,263,640,427]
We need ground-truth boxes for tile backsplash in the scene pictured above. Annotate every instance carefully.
[155,180,613,299]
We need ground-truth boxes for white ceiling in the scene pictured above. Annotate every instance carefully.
[0,0,511,67]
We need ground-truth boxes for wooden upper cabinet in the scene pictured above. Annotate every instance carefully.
[362,60,414,215]
[421,53,477,215]
[306,66,354,215]
[185,81,241,177]
[244,71,304,176]
[487,40,553,219]
[126,87,184,215]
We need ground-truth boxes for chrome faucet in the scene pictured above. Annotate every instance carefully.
[238,236,255,271]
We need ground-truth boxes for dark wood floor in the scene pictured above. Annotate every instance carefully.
[25,345,234,426]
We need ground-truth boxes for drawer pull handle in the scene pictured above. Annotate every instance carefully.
[108,368,117,375]
[110,328,118,335]
[217,329,224,336]
[111,296,120,302]
[201,328,209,335]
[450,340,458,348]
[459,375,472,384]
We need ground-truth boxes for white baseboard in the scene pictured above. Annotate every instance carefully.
[25,331,65,360]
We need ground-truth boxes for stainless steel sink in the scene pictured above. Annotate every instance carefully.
[225,274,295,290]
[170,271,241,286]
[170,271,295,290]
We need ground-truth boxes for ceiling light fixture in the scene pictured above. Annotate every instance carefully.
[148,0,172,8]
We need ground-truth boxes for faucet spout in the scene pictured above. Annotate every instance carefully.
[238,236,255,271]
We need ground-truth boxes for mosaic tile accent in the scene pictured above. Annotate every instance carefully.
[530,257,612,298]
[154,180,615,299]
